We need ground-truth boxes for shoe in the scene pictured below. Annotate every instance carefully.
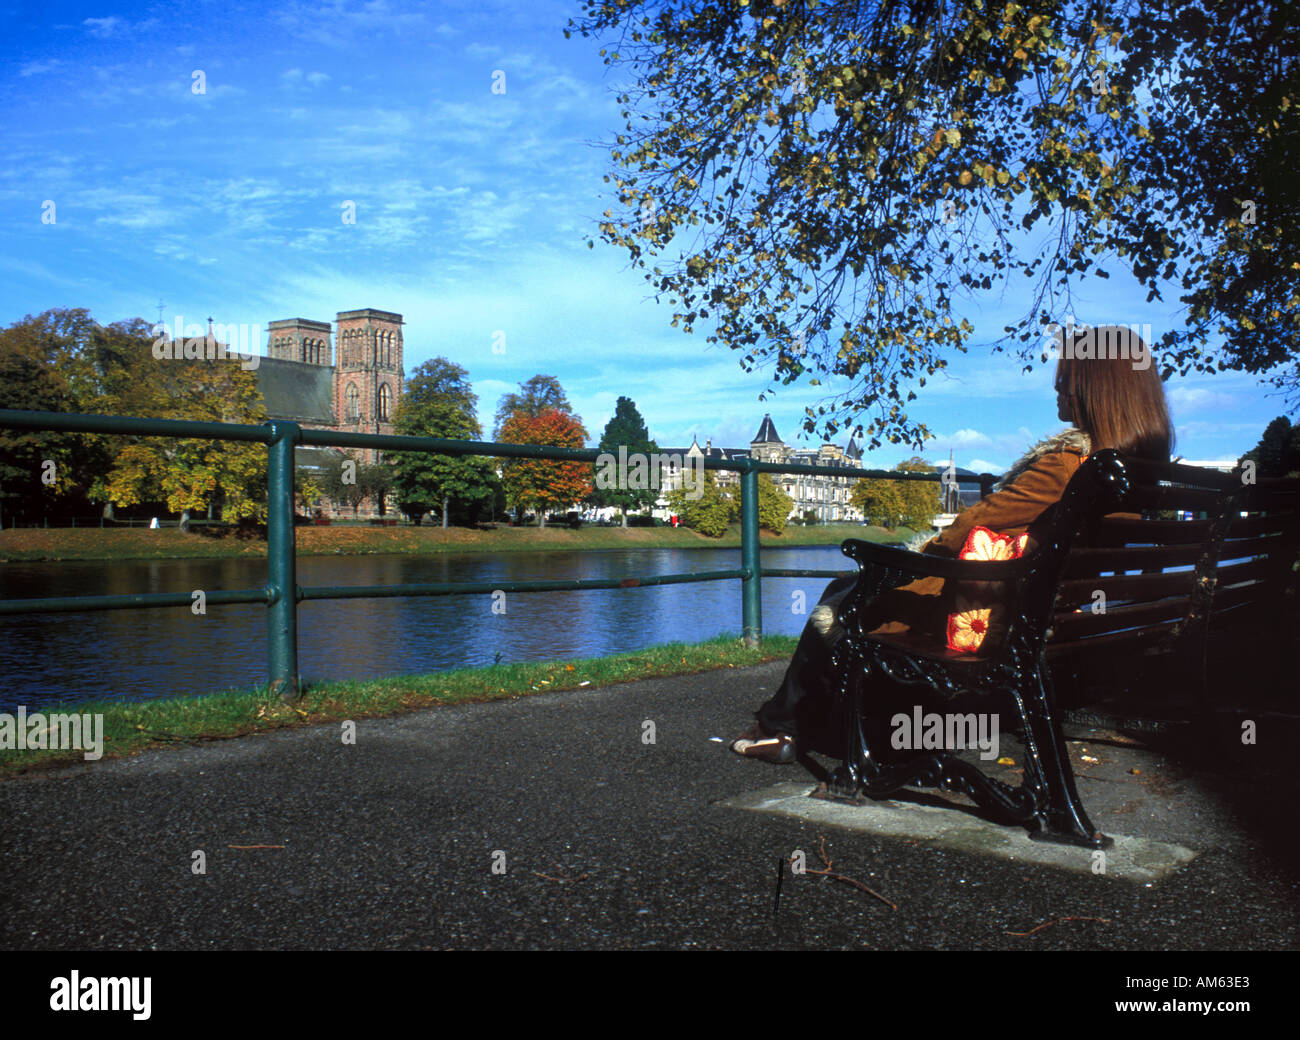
[730,723,797,764]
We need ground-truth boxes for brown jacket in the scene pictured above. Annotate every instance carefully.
[817,429,1093,642]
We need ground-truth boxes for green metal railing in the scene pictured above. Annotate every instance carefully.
[0,408,993,701]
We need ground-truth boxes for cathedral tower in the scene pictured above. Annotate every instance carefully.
[266,318,332,365]
[334,308,404,463]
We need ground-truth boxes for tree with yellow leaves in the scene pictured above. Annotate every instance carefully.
[90,321,268,528]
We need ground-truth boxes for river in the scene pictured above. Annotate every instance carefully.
[0,545,869,711]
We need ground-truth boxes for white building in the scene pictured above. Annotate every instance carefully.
[653,414,865,522]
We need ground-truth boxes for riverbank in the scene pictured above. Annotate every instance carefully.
[0,523,920,562]
[0,634,799,778]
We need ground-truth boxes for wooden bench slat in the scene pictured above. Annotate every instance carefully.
[1225,513,1299,538]
[1124,484,1235,511]
[1206,599,1286,630]
[1210,581,1292,613]
[1055,569,1197,605]
[1086,517,1213,545]
[1215,533,1298,561]
[1045,618,1184,657]
[1117,456,1242,489]
[1214,556,1286,587]
[1241,489,1299,510]
[1063,544,1203,574]
[1050,597,1192,640]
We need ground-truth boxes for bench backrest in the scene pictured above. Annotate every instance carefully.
[1039,454,1299,660]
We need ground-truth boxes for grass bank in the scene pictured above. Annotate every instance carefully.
[0,634,799,779]
[0,522,920,562]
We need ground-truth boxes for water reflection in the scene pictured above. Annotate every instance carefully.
[0,546,863,710]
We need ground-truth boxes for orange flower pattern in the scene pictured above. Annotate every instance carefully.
[945,525,1029,654]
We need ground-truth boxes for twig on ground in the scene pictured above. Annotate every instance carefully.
[1005,915,1111,937]
[795,835,897,910]
[532,861,590,884]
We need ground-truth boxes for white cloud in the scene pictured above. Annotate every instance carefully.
[281,69,330,87]
[1167,386,1238,413]
[81,15,157,39]
[83,16,125,38]
[947,428,993,448]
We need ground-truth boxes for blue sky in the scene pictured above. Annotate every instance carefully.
[1,0,1288,473]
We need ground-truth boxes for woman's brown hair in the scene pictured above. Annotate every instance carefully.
[1055,324,1174,461]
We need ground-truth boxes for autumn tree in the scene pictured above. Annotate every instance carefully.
[101,362,267,529]
[86,321,267,529]
[593,395,661,526]
[0,311,267,528]
[498,409,592,526]
[0,309,103,526]
[390,359,500,526]
[493,375,574,439]
[851,457,939,529]
[571,0,1300,446]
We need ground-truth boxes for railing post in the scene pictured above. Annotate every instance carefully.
[741,463,762,647]
[266,420,301,702]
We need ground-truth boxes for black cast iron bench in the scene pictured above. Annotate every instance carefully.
[826,449,1300,848]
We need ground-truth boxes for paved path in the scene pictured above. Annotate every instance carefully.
[2,664,1296,950]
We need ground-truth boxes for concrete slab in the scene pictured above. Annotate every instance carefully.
[719,781,1198,885]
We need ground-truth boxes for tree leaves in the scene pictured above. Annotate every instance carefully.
[573,0,1300,441]
[390,359,500,526]
[497,394,591,526]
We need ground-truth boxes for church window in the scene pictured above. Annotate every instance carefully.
[346,384,360,421]
[378,383,391,422]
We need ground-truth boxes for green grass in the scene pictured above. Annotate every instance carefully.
[0,634,799,779]
[0,522,920,562]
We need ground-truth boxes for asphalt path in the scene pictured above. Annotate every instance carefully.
[2,662,1296,950]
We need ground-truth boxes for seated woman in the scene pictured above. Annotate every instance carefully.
[732,324,1174,763]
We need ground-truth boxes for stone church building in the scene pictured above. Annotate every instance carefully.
[255,307,405,515]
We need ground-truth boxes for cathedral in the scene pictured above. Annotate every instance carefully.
[255,308,405,468]
[254,308,405,516]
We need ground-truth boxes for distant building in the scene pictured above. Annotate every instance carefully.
[654,413,865,522]
[256,308,405,516]
[1175,459,1239,473]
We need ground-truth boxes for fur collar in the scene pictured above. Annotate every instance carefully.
[992,427,1091,492]
[899,427,1091,553]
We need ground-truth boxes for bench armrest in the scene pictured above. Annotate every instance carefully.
[840,538,1031,583]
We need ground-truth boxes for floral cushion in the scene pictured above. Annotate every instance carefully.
[945,526,1029,654]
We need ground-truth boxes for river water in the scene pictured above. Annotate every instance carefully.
[0,546,867,711]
